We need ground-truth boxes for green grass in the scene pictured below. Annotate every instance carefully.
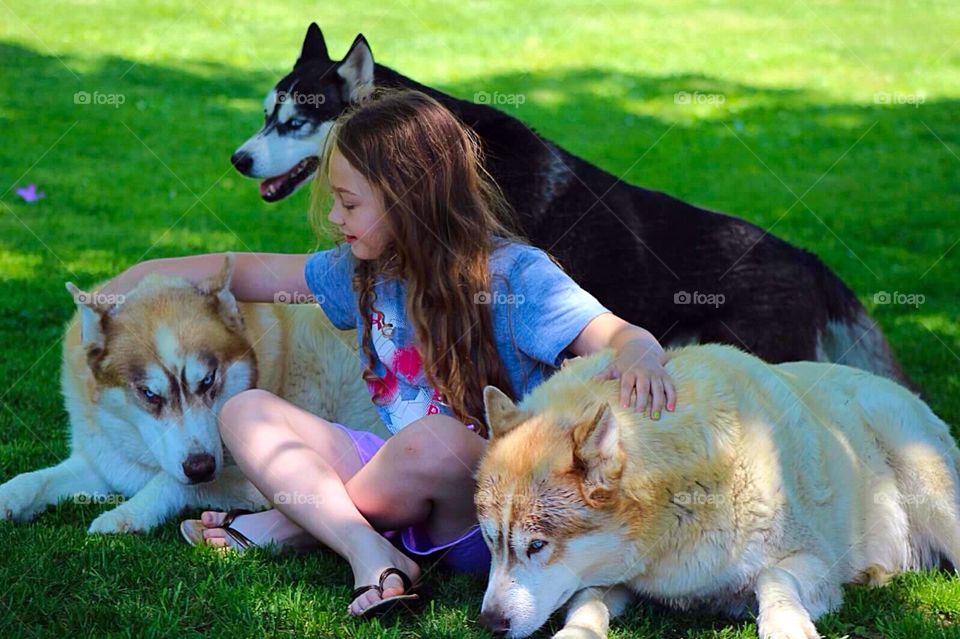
[1,0,959,636]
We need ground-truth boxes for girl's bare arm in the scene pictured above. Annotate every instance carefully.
[98,252,311,303]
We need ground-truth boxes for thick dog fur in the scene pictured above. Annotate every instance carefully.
[476,347,959,638]
[0,257,380,533]
[232,23,913,390]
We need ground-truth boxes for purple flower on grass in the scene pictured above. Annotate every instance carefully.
[15,184,46,203]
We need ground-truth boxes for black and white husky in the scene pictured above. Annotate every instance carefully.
[233,23,913,388]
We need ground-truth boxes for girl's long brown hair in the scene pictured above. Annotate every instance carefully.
[310,89,526,437]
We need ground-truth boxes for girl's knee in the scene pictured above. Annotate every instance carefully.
[394,415,486,480]
[218,388,279,440]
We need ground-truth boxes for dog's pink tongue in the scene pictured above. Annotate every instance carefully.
[260,176,284,198]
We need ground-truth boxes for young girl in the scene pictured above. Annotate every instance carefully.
[101,89,676,618]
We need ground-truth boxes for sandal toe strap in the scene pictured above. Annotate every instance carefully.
[222,525,256,550]
[220,508,254,529]
[378,567,413,592]
[350,584,382,600]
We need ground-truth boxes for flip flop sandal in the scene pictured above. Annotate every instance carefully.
[179,508,257,552]
[350,567,429,620]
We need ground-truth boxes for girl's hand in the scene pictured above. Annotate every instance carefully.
[594,342,676,420]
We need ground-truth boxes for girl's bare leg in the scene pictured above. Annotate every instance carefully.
[345,414,487,551]
[195,389,436,615]
[200,390,487,614]
[336,414,487,613]
[199,390,368,552]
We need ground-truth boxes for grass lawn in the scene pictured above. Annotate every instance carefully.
[1,0,959,637]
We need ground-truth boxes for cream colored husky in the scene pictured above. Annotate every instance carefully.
[477,345,960,639]
[0,256,381,534]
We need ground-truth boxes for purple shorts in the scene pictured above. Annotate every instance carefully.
[331,422,491,575]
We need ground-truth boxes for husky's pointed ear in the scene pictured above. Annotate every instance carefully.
[483,385,526,440]
[65,282,109,353]
[571,403,623,508]
[337,34,375,103]
[196,254,244,332]
[296,22,330,66]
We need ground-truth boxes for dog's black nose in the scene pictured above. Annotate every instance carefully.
[231,151,254,175]
[478,609,511,635]
[182,453,216,482]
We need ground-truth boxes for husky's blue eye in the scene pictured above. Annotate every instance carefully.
[199,371,216,392]
[287,118,306,129]
[527,539,548,556]
[138,386,160,403]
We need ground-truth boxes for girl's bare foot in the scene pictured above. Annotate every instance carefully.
[347,537,422,616]
[201,510,421,615]
[200,508,319,552]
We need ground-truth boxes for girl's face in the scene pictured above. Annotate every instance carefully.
[327,147,392,260]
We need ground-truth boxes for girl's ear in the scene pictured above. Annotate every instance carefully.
[337,34,375,103]
[483,385,527,440]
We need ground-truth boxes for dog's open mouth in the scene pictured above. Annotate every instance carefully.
[259,156,319,202]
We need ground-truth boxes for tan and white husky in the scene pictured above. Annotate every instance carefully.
[0,256,380,534]
[476,345,960,639]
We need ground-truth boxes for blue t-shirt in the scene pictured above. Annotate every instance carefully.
[303,239,610,435]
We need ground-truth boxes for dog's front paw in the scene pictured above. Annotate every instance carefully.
[88,508,143,534]
[552,624,605,639]
[0,480,39,521]
[758,606,821,639]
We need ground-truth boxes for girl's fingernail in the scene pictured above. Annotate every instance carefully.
[668,403,675,411]
[653,411,661,420]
